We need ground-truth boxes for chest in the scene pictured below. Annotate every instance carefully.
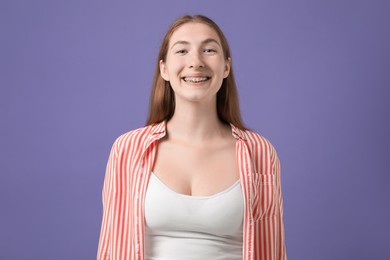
[152,138,239,196]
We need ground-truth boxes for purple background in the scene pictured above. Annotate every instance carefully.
[1,1,389,259]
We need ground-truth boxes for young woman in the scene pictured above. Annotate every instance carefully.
[98,15,286,260]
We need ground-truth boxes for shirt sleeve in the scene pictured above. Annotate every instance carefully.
[255,144,287,260]
[97,141,118,260]
[272,151,287,259]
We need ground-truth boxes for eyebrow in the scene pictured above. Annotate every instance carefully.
[170,38,221,50]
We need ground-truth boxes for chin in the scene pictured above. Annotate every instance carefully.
[176,94,215,104]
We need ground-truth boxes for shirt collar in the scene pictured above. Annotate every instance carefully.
[230,123,247,141]
[149,120,167,139]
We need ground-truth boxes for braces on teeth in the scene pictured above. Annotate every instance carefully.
[184,77,209,82]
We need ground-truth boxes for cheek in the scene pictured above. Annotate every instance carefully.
[211,59,226,72]
[166,62,182,76]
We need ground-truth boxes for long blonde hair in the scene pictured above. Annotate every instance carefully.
[146,14,247,130]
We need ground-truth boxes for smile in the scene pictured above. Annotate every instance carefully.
[182,77,211,83]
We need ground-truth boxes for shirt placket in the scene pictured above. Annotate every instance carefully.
[238,138,255,260]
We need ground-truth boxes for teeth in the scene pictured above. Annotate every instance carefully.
[183,77,209,83]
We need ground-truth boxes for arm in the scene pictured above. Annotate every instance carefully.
[97,141,118,260]
[271,151,287,259]
[255,144,287,260]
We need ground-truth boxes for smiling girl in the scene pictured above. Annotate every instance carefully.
[98,14,287,260]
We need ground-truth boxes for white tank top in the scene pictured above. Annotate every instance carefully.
[144,173,244,260]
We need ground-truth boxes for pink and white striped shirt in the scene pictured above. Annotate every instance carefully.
[97,121,287,260]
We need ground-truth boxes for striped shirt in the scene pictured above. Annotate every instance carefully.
[97,121,287,260]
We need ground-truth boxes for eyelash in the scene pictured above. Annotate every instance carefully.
[175,49,217,54]
[204,49,216,53]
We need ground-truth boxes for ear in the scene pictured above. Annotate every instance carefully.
[223,57,231,78]
[159,60,170,81]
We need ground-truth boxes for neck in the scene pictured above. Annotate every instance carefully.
[166,99,230,142]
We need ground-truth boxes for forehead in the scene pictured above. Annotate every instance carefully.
[168,22,221,47]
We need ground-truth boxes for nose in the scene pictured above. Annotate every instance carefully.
[188,51,204,69]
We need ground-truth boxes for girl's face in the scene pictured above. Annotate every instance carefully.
[160,22,230,104]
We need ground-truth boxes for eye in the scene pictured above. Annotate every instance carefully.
[204,49,216,53]
[175,49,187,54]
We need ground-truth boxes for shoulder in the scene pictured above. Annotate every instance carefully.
[243,129,274,147]
[242,128,279,163]
[109,123,158,157]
